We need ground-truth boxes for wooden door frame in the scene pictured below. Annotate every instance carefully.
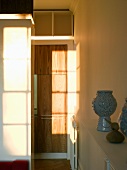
[31,39,74,160]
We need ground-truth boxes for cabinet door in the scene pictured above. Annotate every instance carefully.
[34,45,52,74]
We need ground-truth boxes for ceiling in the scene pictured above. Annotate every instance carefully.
[34,0,73,10]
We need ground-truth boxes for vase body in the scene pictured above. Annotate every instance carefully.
[119,98,127,137]
[92,90,117,132]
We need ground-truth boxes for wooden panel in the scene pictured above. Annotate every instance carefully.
[34,116,67,153]
[35,45,52,74]
[34,116,38,152]
[51,45,67,74]
[52,115,67,152]
[34,45,67,74]
[52,74,67,92]
[52,115,67,135]
[34,116,52,153]
[52,93,67,114]
[34,45,68,154]
[37,75,52,116]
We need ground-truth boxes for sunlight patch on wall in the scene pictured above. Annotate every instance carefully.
[68,73,76,92]
[68,93,76,114]
[76,43,80,114]
[67,51,76,72]
[67,50,76,114]
[3,126,27,156]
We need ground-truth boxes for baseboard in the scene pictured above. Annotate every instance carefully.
[34,153,67,159]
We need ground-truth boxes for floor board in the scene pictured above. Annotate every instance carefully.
[34,159,71,170]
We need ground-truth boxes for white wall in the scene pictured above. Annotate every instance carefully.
[74,0,127,169]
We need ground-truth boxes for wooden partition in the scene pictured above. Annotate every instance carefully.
[34,45,67,154]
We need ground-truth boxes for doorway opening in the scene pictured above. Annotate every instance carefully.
[34,44,68,159]
[31,39,76,165]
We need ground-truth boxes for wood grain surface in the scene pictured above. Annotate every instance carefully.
[34,45,68,154]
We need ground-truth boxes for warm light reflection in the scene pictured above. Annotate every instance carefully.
[52,116,66,134]
[31,36,74,40]
[67,51,76,71]
[68,94,76,114]
[52,93,66,114]
[70,126,77,145]
[52,51,66,73]
[3,126,27,155]
[52,75,66,92]
[0,14,34,25]
[67,50,76,113]
[68,73,76,92]
[51,49,77,135]
[76,43,80,114]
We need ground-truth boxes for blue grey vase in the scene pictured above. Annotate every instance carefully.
[119,98,127,137]
[92,90,117,132]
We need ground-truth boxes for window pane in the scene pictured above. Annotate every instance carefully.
[4,60,27,91]
[3,28,27,59]
[3,93,27,124]
[3,125,27,156]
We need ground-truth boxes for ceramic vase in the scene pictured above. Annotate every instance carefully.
[119,98,127,137]
[92,90,117,132]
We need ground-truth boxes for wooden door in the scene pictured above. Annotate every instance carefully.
[34,45,67,154]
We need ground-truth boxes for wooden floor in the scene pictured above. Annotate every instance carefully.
[34,159,71,170]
